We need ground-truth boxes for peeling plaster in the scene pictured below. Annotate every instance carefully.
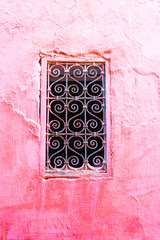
[133,68,160,79]
[39,49,112,61]
[0,99,39,138]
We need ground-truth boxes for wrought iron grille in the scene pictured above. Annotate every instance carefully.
[46,62,107,173]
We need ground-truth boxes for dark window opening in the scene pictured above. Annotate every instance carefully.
[46,62,107,173]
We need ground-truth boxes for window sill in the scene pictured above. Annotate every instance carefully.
[44,171,112,179]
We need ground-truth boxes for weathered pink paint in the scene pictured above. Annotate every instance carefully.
[0,0,160,239]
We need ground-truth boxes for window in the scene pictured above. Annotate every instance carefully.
[40,58,111,177]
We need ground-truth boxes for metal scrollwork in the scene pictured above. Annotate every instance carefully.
[46,62,106,172]
[50,65,65,78]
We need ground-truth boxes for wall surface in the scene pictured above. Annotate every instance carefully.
[0,0,160,239]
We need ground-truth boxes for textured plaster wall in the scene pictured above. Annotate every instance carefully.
[0,0,160,239]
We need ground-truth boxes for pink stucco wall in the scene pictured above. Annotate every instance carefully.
[0,0,160,239]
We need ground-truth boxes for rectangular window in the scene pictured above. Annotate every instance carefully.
[40,58,111,177]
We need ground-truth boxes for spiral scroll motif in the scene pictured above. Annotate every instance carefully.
[69,65,83,78]
[50,100,64,114]
[91,101,102,113]
[87,65,101,80]
[46,62,106,171]
[69,83,83,97]
[50,65,65,78]
[92,156,103,167]
[49,136,64,150]
[50,119,64,132]
[50,83,65,97]
[50,156,65,169]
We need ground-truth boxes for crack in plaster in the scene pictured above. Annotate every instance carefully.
[0,99,39,138]
[133,68,160,79]
[39,49,111,61]
[138,217,148,240]
[68,0,78,10]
